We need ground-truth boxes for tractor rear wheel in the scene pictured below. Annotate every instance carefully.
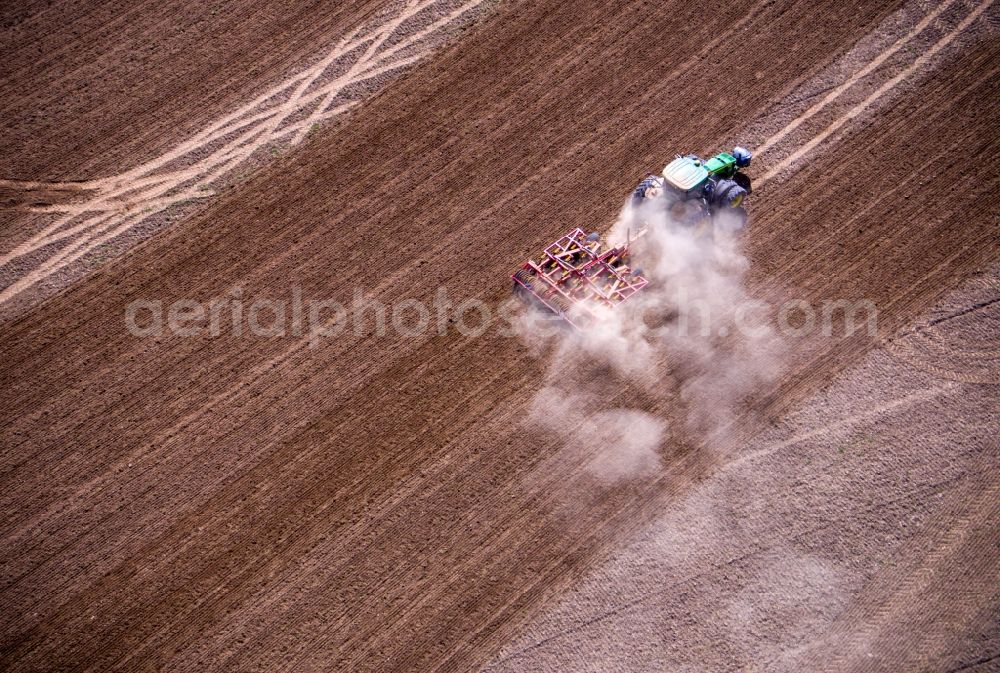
[713,179,748,209]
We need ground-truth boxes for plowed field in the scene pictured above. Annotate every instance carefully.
[1,0,997,670]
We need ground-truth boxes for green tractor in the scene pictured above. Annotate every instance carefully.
[632,146,753,229]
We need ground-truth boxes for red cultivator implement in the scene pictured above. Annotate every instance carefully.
[512,148,755,328]
[512,227,648,328]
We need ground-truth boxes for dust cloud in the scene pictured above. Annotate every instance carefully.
[515,197,786,483]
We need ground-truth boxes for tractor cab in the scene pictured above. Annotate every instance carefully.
[634,146,753,223]
[511,146,754,328]
[662,156,710,195]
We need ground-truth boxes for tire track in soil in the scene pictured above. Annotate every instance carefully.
[784,479,1000,673]
[0,0,491,308]
[885,267,1000,384]
[759,0,997,185]
[755,0,964,158]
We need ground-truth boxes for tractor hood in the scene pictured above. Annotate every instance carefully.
[662,156,709,192]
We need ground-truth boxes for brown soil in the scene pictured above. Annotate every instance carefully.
[487,268,1000,673]
[0,0,496,315]
[0,0,387,180]
[0,0,997,671]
